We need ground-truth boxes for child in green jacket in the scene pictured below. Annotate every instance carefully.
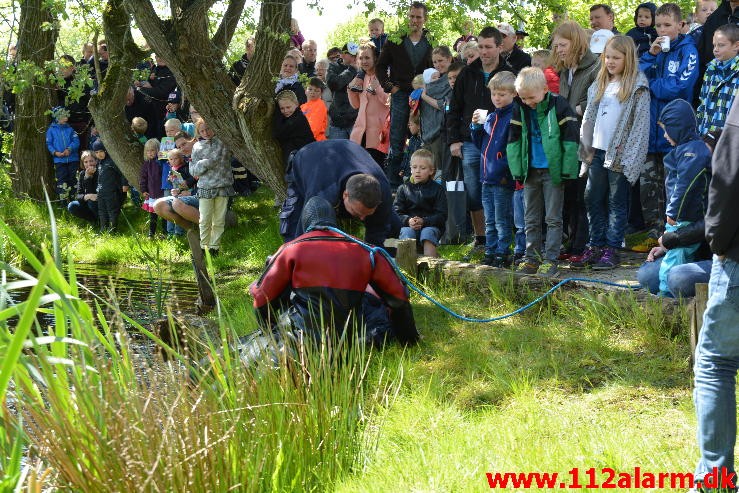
[507,67,580,277]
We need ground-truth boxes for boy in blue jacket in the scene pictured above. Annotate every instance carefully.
[657,99,711,296]
[46,106,80,201]
[638,2,700,234]
[471,71,517,268]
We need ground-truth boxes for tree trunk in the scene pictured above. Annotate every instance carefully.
[124,0,290,200]
[11,0,58,200]
[87,0,150,188]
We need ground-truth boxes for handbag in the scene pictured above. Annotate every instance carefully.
[441,156,467,245]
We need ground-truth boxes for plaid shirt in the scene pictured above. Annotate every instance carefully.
[697,55,739,136]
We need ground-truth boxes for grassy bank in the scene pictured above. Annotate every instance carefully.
[0,189,699,491]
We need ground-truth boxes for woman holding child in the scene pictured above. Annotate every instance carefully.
[348,42,390,167]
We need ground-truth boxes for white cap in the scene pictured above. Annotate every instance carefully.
[589,29,615,54]
[423,68,439,84]
[497,23,516,37]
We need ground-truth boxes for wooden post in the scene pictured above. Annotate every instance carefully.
[395,238,417,277]
[187,228,215,314]
[690,282,709,368]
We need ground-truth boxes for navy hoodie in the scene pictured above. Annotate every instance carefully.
[626,2,658,57]
[470,103,514,188]
[659,99,711,222]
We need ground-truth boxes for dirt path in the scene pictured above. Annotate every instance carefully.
[558,250,647,286]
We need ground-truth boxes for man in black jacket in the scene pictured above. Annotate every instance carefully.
[693,99,739,490]
[376,1,433,187]
[446,26,513,259]
[326,43,359,140]
[497,23,531,74]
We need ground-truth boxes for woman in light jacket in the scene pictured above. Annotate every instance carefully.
[348,42,390,167]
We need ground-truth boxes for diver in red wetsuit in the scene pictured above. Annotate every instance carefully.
[251,196,419,346]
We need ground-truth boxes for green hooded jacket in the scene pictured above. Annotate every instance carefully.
[506,93,580,185]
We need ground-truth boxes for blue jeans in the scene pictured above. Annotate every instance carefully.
[513,188,526,255]
[585,149,629,248]
[481,184,514,256]
[386,90,410,187]
[637,258,712,297]
[462,141,482,211]
[328,125,352,140]
[55,162,79,199]
[163,189,185,235]
[67,200,98,224]
[694,256,739,485]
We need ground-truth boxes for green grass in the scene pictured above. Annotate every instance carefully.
[0,187,701,491]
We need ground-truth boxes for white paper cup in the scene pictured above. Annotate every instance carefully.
[475,109,489,123]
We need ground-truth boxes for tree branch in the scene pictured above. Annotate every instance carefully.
[211,0,246,56]
[123,0,175,64]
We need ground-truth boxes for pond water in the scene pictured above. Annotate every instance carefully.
[2,263,201,329]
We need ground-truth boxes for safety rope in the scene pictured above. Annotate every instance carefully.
[325,226,641,323]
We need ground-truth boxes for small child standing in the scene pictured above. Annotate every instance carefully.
[189,118,235,255]
[507,67,580,277]
[159,118,183,235]
[300,78,328,141]
[576,36,651,270]
[470,71,517,268]
[696,24,739,138]
[394,149,447,257]
[626,2,659,57]
[531,49,560,94]
[139,138,164,237]
[400,113,423,181]
[657,99,711,295]
[131,117,149,144]
[46,106,80,201]
[92,140,128,232]
[639,3,700,234]
[272,90,315,166]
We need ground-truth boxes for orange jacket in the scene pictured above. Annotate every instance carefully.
[300,98,327,141]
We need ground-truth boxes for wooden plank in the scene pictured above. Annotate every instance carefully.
[186,228,215,314]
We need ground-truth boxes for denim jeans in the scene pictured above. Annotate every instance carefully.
[585,149,629,248]
[55,162,79,200]
[67,200,98,224]
[523,168,564,263]
[399,226,442,246]
[462,141,482,211]
[328,125,352,140]
[481,184,514,256]
[386,90,410,187]
[513,188,526,255]
[637,258,712,297]
[694,256,739,484]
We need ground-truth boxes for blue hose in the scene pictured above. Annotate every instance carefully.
[325,227,641,323]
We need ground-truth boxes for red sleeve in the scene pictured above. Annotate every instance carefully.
[250,244,293,308]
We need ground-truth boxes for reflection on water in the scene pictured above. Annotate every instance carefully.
[2,263,201,329]
[72,264,201,321]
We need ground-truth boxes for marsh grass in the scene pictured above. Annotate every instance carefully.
[1,189,700,491]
